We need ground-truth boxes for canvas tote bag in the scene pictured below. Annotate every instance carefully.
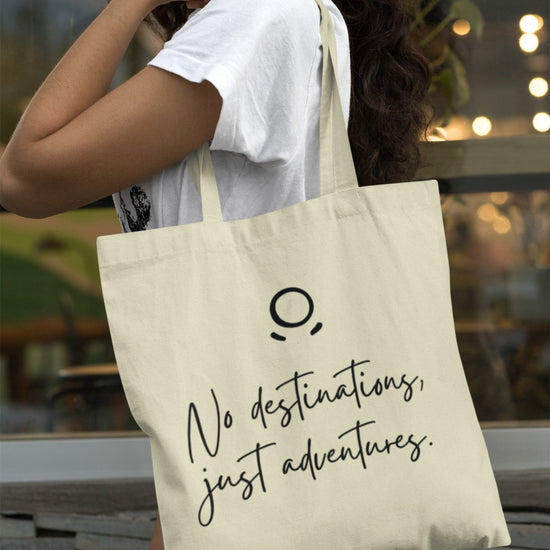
[97,1,511,548]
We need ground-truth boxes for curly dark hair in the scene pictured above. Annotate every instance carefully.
[146,0,431,187]
[146,2,188,40]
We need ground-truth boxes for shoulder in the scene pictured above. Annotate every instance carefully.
[159,0,322,81]
[197,0,318,18]
[177,0,320,39]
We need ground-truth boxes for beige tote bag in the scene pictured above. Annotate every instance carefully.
[97,1,511,548]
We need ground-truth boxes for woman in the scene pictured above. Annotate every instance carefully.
[0,0,430,221]
[0,0,431,547]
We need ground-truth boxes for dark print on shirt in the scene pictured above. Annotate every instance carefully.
[117,185,151,232]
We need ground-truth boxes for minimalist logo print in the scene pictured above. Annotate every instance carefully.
[269,287,323,341]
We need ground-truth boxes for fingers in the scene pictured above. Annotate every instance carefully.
[185,0,210,9]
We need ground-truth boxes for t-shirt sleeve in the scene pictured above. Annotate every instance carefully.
[147,0,320,164]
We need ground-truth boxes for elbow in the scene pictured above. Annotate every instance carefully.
[0,156,55,219]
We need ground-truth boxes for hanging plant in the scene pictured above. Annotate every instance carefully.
[411,0,484,126]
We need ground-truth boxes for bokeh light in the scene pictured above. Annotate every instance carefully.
[453,19,471,36]
[477,203,498,222]
[491,192,509,205]
[519,14,544,33]
[529,77,549,98]
[532,112,550,132]
[519,33,539,53]
[493,216,511,235]
[472,116,492,136]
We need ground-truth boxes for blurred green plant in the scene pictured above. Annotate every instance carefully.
[412,0,484,126]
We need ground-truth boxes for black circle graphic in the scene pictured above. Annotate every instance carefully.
[270,287,314,328]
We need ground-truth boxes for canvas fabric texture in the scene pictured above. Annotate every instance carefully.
[96,0,511,548]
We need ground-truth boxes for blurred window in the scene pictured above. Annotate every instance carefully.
[0,0,548,439]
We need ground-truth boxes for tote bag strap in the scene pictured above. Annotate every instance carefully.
[316,0,358,196]
[188,0,359,225]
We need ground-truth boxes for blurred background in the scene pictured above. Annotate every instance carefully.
[0,0,548,436]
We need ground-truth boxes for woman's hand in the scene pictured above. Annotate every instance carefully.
[107,0,211,18]
[185,1,211,9]
[144,0,211,11]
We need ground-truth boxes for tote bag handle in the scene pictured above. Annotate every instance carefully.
[188,0,359,225]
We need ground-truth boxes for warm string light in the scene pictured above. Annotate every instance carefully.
[453,19,471,36]
[493,216,511,234]
[518,15,547,135]
[529,77,549,98]
[519,14,544,33]
[477,203,498,222]
[442,14,547,139]
[477,203,511,235]
[491,192,508,205]
[519,14,544,53]
[533,112,550,132]
[519,33,539,53]
[472,116,492,137]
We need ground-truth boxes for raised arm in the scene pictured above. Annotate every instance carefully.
[0,0,220,219]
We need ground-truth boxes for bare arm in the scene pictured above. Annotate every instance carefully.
[0,0,219,218]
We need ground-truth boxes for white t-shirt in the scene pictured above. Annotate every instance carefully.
[112,0,351,232]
